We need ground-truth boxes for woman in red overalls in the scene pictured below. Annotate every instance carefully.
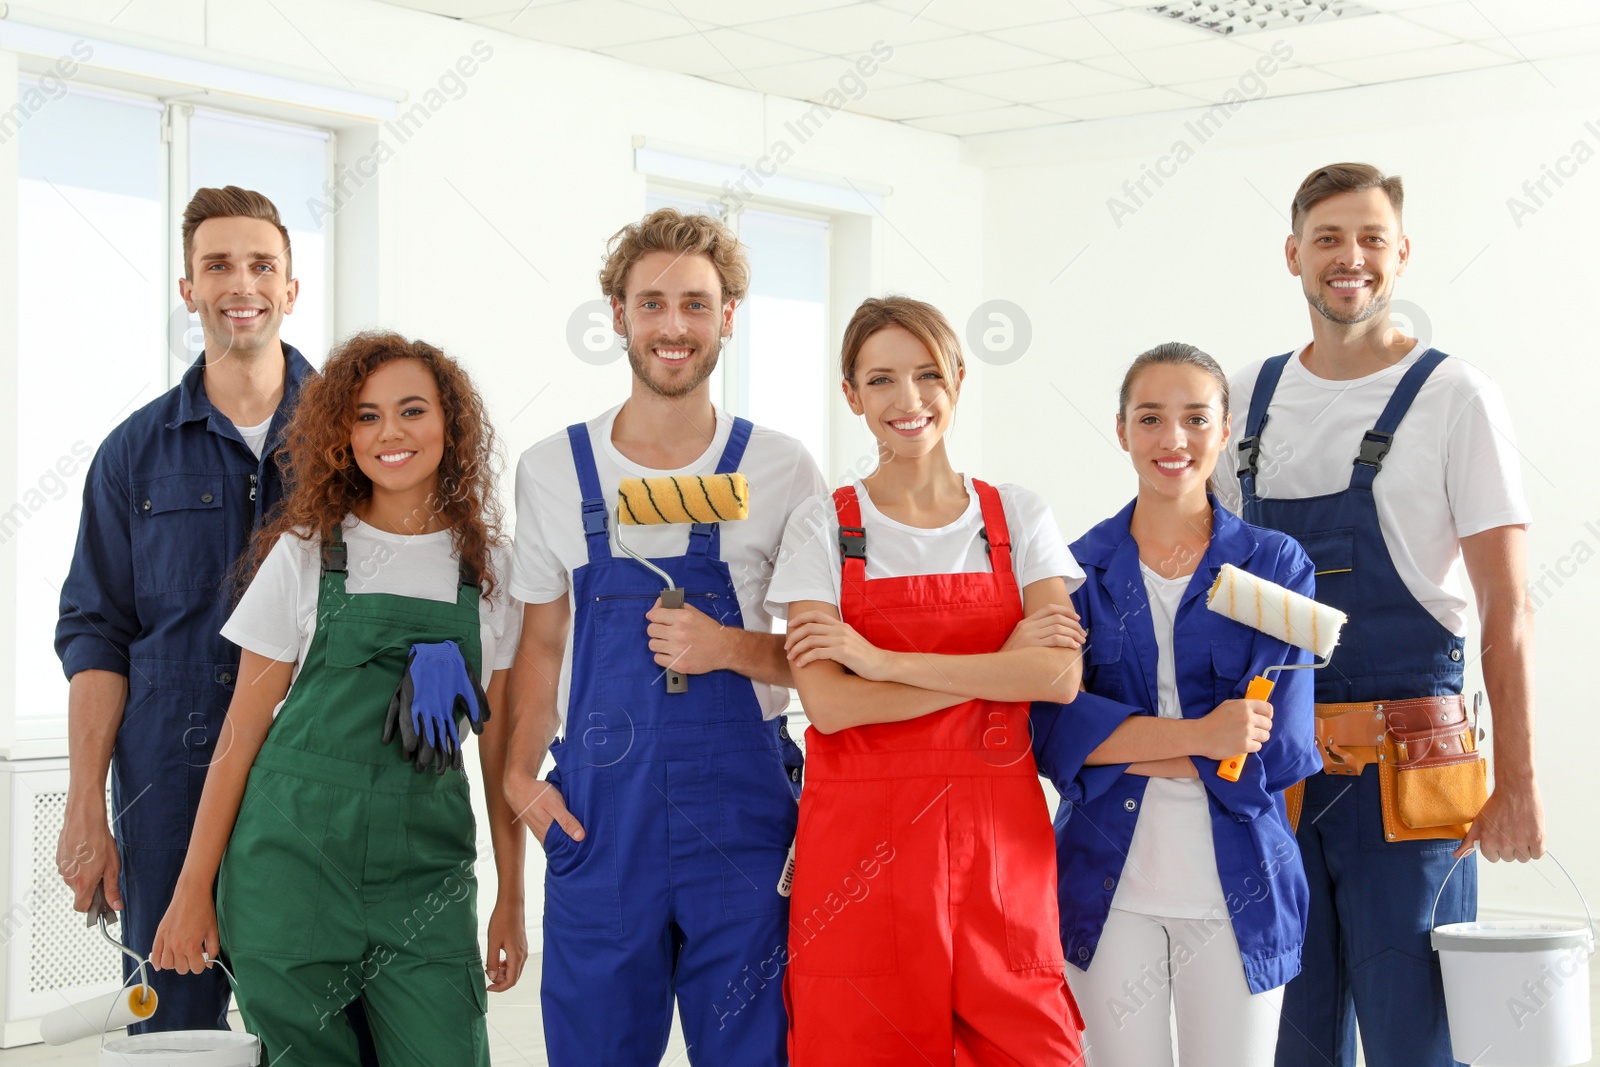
[769,296,1087,1065]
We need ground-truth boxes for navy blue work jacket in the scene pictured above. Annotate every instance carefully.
[55,345,314,850]
[1033,495,1322,994]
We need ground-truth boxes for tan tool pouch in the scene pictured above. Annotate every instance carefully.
[1284,696,1487,840]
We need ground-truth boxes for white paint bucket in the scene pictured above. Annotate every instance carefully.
[1431,850,1595,1067]
[99,1031,260,1066]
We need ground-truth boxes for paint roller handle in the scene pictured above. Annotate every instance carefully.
[660,588,688,694]
[1217,675,1275,782]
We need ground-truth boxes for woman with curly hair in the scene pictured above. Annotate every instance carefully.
[150,332,526,1066]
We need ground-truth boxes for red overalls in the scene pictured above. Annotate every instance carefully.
[785,481,1085,1066]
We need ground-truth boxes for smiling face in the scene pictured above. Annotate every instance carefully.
[1117,362,1230,502]
[350,358,446,505]
[843,324,962,462]
[178,216,297,361]
[613,250,734,400]
[1287,186,1409,327]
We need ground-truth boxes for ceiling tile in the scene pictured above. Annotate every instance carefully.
[877,34,1061,78]
[1231,12,1455,64]
[737,4,960,54]
[1079,9,1218,51]
[989,17,1120,61]
[1476,22,1600,61]
[702,55,921,99]
[1082,38,1274,84]
[1317,40,1518,82]
[874,0,1123,31]
[946,60,1145,103]
[476,0,705,49]
[1398,0,1600,36]
[906,104,1076,135]
[842,80,1008,120]
[622,0,855,26]
[1172,64,1354,102]
[600,26,823,74]
[379,0,540,17]
[1038,85,1209,120]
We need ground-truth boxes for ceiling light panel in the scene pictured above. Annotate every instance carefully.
[1144,0,1378,37]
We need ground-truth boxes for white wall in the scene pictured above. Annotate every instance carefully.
[976,58,1600,922]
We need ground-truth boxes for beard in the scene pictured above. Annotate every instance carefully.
[1305,276,1390,326]
[625,332,722,399]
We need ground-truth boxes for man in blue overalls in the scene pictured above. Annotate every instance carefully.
[503,208,825,1065]
[1218,163,1544,1067]
[56,187,341,1040]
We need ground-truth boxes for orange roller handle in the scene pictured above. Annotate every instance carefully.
[1218,674,1275,782]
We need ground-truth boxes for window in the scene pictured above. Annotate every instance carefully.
[10,82,334,740]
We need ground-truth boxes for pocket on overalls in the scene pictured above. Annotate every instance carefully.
[990,776,1067,971]
[541,757,624,936]
[402,780,481,962]
[788,781,897,976]
[217,769,327,959]
[590,594,729,714]
[717,743,799,920]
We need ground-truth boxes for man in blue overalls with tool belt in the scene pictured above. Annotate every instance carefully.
[55,187,314,1032]
[1218,163,1544,1067]
[503,208,825,1065]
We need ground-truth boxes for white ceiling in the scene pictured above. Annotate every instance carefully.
[376,0,1600,136]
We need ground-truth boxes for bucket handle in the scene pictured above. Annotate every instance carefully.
[1430,847,1596,944]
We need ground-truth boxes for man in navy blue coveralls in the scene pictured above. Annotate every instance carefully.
[1218,163,1545,1067]
[55,186,325,1035]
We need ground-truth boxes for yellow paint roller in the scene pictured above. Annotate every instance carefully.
[612,473,750,694]
[1206,563,1347,782]
[618,473,748,525]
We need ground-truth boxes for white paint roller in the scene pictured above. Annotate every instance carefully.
[1206,563,1348,782]
[40,984,158,1044]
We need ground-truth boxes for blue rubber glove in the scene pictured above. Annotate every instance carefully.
[383,641,490,774]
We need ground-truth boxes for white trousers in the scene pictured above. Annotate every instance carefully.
[1066,907,1285,1067]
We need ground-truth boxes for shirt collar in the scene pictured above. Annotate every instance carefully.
[169,342,314,430]
[1071,493,1259,577]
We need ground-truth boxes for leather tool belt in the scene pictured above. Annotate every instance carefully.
[1283,695,1487,842]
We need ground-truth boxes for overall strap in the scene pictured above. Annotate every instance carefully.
[688,417,755,559]
[833,484,867,587]
[1237,352,1292,504]
[567,423,612,563]
[971,480,1015,588]
[320,521,479,592]
[1349,349,1449,491]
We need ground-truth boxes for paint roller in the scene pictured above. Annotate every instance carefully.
[612,473,749,694]
[40,887,159,1044]
[1205,563,1347,783]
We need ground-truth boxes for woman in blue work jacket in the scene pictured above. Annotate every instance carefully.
[1033,342,1322,1067]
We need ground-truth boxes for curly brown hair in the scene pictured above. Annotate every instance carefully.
[242,331,506,599]
[598,208,750,304]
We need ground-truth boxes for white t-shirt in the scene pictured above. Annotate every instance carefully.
[510,405,827,728]
[1215,343,1531,636]
[235,415,273,460]
[222,515,522,697]
[766,476,1084,614]
[1111,564,1227,919]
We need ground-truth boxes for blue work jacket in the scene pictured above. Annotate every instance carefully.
[56,345,314,850]
[1033,495,1322,994]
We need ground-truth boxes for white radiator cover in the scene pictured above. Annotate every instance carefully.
[1,758,124,1047]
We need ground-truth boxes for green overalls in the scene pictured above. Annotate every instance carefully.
[216,526,490,1066]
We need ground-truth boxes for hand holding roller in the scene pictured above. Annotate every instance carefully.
[612,474,749,694]
[1206,563,1347,782]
